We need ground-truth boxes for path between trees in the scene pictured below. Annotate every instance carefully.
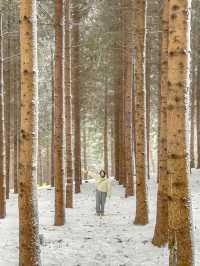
[1,172,200,266]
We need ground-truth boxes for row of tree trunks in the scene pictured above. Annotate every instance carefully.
[152,0,194,265]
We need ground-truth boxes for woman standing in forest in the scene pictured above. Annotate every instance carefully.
[95,170,111,216]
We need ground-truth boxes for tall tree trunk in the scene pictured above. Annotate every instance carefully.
[168,0,194,264]
[18,1,41,264]
[119,0,126,187]
[13,40,19,193]
[190,66,195,169]
[54,0,65,225]
[51,53,55,187]
[0,14,6,219]
[65,0,73,208]
[114,82,120,180]
[111,122,115,177]
[196,65,200,168]
[47,145,50,185]
[83,125,88,179]
[71,0,81,193]
[104,79,109,176]
[152,0,168,247]
[39,148,43,186]
[132,60,136,177]
[134,0,149,225]
[5,2,11,199]
[124,0,134,197]
[113,5,122,182]
[145,29,151,180]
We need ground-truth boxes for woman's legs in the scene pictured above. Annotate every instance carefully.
[96,190,101,215]
[100,192,107,215]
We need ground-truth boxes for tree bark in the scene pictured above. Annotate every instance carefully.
[168,0,194,264]
[0,14,6,219]
[104,78,109,176]
[65,0,73,208]
[13,40,19,193]
[119,0,126,187]
[54,0,65,225]
[196,65,200,168]
[145,27,151,180]
[83,125,88,179]
[111,122,115,177]
[124,0,134,197]
[134,0,149,225]
[190,65,195,170]
[51,53,55,187]
[5,2,11,199]
[152,0,168,247]
[18,1,41,264]
[71,0,81,193]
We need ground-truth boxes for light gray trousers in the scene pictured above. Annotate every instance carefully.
[96,190,107,214]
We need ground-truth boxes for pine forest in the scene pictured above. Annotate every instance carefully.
[0,0,199,265]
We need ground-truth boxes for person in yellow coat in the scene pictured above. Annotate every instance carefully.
[95,170,111,216]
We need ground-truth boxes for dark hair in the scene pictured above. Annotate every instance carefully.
[99,170,106,177]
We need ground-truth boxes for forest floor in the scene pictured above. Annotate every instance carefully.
[0,170,200,266]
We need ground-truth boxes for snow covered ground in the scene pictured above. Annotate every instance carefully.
[0,169,199,266]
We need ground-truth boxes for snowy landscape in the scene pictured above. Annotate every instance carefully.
[1,169,199,266]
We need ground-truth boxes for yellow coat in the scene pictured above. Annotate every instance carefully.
[95,177,111,197]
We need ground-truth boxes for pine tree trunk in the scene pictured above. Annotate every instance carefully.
[168,0,194,264]
[51,53,55,187]
[47,145,50,185]
[134,0,149,225]
[111,123,115,177]
[39,148,43,186]
[152,0,168,247]
[145,30,151,180]
[132,60,136,177]
[113,6,122,182]
[83,125,88,180]
[119,0,126,187]
[124,0,134,197]
[114,81,120,180]
[0,14,6,219]
[54,0,65,225]
[65,0,73,208]
[18,1,41,264]
[196,65,200,168]
[104,79,109,176]
[157,13,163,183]
[190,66,195,169]
[13,41,19,193]
[71,0,81,193]
[5,5,11,199]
